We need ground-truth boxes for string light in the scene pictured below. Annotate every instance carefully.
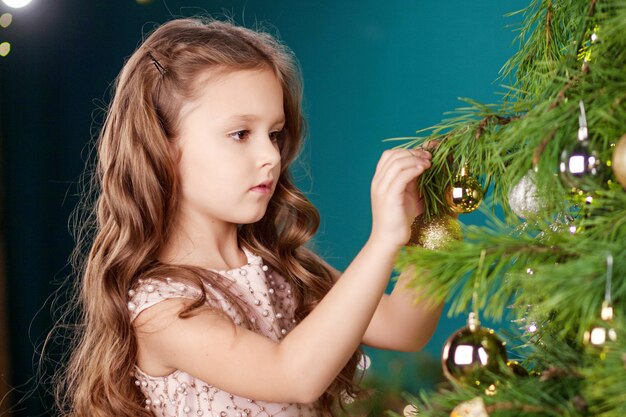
[0,42,10,57]
[0,13,12,28]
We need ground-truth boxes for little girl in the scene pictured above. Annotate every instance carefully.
[57,17,442,417]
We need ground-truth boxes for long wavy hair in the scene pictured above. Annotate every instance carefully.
[53,17,363,417]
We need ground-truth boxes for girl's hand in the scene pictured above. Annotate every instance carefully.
[369,148,432,251]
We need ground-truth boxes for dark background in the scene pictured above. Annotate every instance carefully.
[0,0,525,415]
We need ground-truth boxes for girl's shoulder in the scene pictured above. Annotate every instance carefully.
[127,277,203,322]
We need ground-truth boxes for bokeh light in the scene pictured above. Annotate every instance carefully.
[0,13,12,28]
[0,41,10,57]
[403,404,418,416]
[2,0,32,8]
[136,0,154,4]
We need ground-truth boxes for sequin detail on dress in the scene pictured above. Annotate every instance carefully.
[128,247,321,417]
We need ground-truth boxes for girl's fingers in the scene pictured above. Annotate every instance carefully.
[375,148,431,176]
[375,153,431,193]
[385,162,430,196]
[373,149,428,187]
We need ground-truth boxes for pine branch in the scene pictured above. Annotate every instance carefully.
[380,1,626,416]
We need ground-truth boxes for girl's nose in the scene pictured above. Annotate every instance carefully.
[257,133,281,168]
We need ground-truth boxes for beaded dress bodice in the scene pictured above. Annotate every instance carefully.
[127,247,322,417]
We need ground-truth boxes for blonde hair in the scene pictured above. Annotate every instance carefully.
[53,17,362,417]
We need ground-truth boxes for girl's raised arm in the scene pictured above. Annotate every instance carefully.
[133,148,432,403]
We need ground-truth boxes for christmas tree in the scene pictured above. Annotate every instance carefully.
[385,0,625,416]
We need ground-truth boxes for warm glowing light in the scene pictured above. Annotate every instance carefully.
[0,13,12,27]
[403,404,418,416]
[136,0,154,3]
[2,0,32,8]
[0,41,10,57]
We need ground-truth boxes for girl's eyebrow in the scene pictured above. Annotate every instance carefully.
[226,114,286,124]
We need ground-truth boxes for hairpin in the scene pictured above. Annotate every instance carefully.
[147,50,167,76]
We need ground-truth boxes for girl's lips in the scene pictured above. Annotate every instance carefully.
[250,185,272,194]
[250,180,274,194]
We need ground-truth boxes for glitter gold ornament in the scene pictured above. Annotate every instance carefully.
[408,215,462,249]
[611,134,626,188]
[442,313,508,386]
[450,397,489,417]
[446,165,484,214]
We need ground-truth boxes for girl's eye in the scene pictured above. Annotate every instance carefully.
[229,130,250,142]
[269,130,283,142]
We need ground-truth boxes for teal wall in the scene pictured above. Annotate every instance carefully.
[0,0,525,414]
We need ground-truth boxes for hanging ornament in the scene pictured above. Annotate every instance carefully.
[446,165,484,213]
[408,215,462,249]
[583,254,618,351]
[611,134,626,188]
[583,301,617,348]
[508,170,546,218]
[450,397,489,417]
[559,101,604,192]
[442,312,508,387]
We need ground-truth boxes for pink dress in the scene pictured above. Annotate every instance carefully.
[127,246,322,417]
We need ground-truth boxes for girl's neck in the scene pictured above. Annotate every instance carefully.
[159,214,247,271]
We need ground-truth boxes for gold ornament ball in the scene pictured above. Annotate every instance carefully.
[442,313,508,386]
[446,175,484,214]
[612,134,626,188]
[408,215,462,249]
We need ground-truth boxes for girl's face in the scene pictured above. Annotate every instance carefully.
[173,68,284,227]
